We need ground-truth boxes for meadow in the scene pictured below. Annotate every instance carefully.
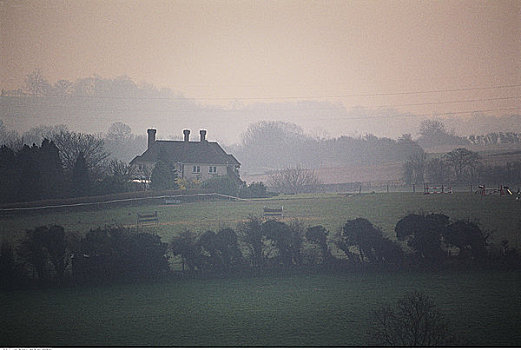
[2,192,521,346]
[1,192,520,247]
[1,271,520,346]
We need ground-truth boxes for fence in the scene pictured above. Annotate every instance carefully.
[301,182,521,194]
[0,192,245,215]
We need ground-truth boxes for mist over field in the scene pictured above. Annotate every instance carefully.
[2,78,521,146]
[1,0,520,347]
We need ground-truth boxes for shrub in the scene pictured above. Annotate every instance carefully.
[17,225,76,283]
[201,176,239,197]
[73,226,169,283]
[239,182,270,198]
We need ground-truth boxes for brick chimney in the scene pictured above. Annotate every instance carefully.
[200,129,207,142]
[183,129,190,142]
[147,129,156,149]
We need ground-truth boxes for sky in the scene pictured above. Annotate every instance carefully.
[1,0,520,138]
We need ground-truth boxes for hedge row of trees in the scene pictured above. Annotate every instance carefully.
[403,148,481,185]
[3,212,519,290]
[0,226,169,289]
[403,147,521,186]
[171,213,520,274]
[0,140,139,203]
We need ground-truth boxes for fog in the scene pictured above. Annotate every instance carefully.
[2,82,521,146]
[2,3,521,347]
[1,0,519,144]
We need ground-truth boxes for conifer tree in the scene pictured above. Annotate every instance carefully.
[0,145,19,203]
[39,139,64,199]
[150,160,178,190]
[72,151,90,197]
[16,144,41,201]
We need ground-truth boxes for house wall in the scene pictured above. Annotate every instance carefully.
[132,160,231,182]
[182,163,228,181]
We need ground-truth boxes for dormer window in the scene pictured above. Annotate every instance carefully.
[209,166,217,173]
[192,165,200,173]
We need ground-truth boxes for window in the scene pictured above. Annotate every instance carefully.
[192,165,200,173]
[209,166,217,173]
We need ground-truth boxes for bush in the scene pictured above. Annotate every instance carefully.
[73,226,169,283]
[337,218,404,266]
[17,225,77,283]
[239,182,270,198]
[201,176,239,197]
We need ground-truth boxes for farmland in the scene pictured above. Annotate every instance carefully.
[1,192,520,247]
[1,271,520,346]
[1,192,521,346]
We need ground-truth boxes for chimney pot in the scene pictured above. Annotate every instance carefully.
[200,129,207,142]
[147,129,156,149]
[183,129,190,142]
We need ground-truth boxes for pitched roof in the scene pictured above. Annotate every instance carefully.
[131,140,240,166]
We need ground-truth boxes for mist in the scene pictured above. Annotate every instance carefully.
[2,1,521,347]
[2,74,521,147]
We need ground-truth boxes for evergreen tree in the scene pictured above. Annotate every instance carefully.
[150,160,178,190]
[16,144,41,202]
[0,145,19,203]
[39,139,64,199]
[72,152,90,197]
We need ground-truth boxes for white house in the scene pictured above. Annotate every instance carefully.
[130,129,241,183]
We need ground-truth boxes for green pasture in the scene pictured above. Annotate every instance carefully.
[1,192,520,246]
[1,271,520,346]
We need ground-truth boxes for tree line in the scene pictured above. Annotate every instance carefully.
[0,138,139,203]
[2,212,519,290]
[230,121,425,173]
[0,138,272,204]
[403,147,521,186]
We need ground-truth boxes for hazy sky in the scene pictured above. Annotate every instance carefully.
[1,0,520,118]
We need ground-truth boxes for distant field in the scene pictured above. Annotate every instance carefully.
[1,271,520,346]
[1,192,520,246]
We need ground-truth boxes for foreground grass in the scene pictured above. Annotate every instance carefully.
[1,192,520,246]
[1,271,520,346]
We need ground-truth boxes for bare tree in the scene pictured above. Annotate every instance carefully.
[268,164,320,194]
[106,122,132,143]
[52,130,109,177]
[426,157,447,183]
[0,120,22,149]
[370,290,455,346]
[25,69,51,96]
[403,152,426,185]
[53,79,74,96]
[20,124,68,147]
[443,148,480,183]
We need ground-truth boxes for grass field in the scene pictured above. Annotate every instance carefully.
[1,192,520,247]
[1,271,520,346]
[2,193,521,346]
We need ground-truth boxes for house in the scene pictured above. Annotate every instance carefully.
[130,129,241,184]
